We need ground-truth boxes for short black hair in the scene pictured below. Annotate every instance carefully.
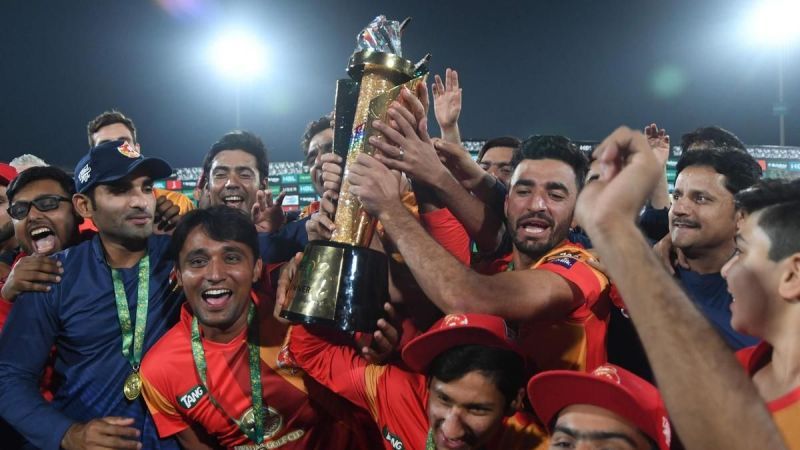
[201,131,269,189]
[169,206,260,267]
[301,113,333,155]
[6,166,76,203]
[87,110,138,147]
[511,135,589,190]
[675,148,762,195]
[427,345,524,410]
[478,136,521,162]
[735,179,800,261]
[680,126,746,153]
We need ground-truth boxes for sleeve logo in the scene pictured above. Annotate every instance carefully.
[177,384,207,409]
[544,250,583,269]
[117,142,141,158]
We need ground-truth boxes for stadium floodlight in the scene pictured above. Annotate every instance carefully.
[208,28,268,127]
[209,29,268,81]
[747,0,800,47]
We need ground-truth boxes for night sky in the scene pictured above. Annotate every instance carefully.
[1,0,797,170]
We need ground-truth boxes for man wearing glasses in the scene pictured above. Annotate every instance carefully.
[0,166,82,331]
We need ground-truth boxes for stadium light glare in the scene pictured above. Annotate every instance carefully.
[747,0,800,47]
[209,29,268,81]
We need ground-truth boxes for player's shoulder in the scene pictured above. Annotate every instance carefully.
[141,321,192,380]
[536,241,593,269]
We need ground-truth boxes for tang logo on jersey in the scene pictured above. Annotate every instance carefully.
[544,250,583,269]
[442,314,468,328]
[591,365,621,384]
[382,426,405,450]
[117,142,140,158]
[177,384,208,409]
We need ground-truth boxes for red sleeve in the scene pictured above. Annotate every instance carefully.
[536,251,609,309]
[420,208,470,266]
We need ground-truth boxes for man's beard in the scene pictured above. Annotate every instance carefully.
[508,215,569,263]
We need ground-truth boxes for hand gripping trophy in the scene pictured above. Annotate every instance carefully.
[281,15,429,332]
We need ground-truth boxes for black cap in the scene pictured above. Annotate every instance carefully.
[74,140,172,193]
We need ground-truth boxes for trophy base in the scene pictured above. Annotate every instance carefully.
[280,240,388,333]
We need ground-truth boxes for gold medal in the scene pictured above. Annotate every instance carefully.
[241,406,284,440]
[123,371,142,401]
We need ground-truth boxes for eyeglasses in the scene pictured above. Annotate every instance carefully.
[8,195,71,220]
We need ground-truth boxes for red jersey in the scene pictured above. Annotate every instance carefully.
[289,324,548,450]
[737,342,800,447]
[298,201,321,220]
[140,296,366,449]
[518,241,612,373]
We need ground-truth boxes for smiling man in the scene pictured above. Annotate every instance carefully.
[0,140,181,449]
[351,133,612,373]
[140,206,367,449]
[287,310,546,450]
[668,149,762,349]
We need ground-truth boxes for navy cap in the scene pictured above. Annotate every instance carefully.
[74,140,173,193]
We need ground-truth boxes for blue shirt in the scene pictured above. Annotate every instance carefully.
[0,234,182,450]
[676,267,759,350]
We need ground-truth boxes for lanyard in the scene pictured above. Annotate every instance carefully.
[425,428,435,450]
[191,302,266,444]
[111,254,149,371]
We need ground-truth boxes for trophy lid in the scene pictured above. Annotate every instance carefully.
[346,49,416,82]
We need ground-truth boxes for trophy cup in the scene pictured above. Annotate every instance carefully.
[280,15,429,332]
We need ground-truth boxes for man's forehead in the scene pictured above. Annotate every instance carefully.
[14,178,68,199]
[211,149,258,168]
[674,165,730,194]
[510,159,577,187]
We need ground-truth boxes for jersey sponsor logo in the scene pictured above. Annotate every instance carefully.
[382,426,405,450]
[544,250,583,269]
[442,314,468,328]
[177,384,207,409]
[117,142,141,158]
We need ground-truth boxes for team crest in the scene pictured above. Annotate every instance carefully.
[117,142,140,158]
[276,344,298,375]
[442,314,468,328]
[592,365,621,384]
[78,164,91,183]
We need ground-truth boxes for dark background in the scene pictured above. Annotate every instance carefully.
[1,0,797,169]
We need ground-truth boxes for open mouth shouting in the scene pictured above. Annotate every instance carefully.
[221,194,246,209]
[201,288,234,310]
[516,214,553,239]
[28,224,57,255]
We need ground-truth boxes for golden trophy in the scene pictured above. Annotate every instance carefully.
[281,15,429,332]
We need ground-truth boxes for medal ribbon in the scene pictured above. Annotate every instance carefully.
[191,302,266,444]
[111,254,150,372]
[425,428,436,450]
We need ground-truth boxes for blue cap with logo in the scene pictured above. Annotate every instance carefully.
[74,140,173,193]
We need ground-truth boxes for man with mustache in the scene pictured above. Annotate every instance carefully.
[0,140,181,449]
[668,148,761,349]
[355,101,612,373]
[0,164,19,279]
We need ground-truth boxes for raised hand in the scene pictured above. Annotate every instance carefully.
[347,154,404,219]
[644,123,671,167]
[251,189,286,233]
[576,127,662,232]
[360,302,402,365]
[432,68,462,133]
